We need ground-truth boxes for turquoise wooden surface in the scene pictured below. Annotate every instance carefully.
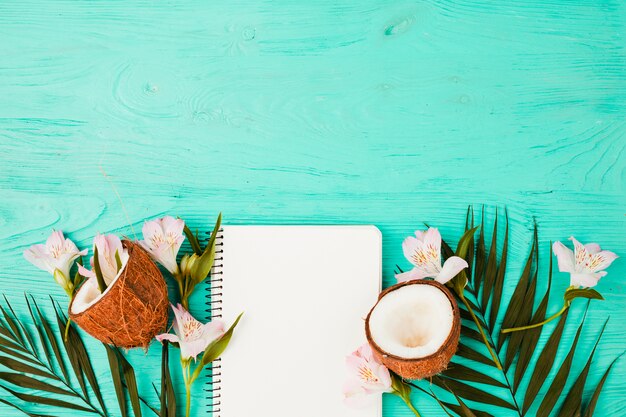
[1,0,625,416]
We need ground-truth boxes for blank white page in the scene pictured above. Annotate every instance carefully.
[217,226,382,417]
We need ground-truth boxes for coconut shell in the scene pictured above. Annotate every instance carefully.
[69,240,168,349]
[365,279,460,379]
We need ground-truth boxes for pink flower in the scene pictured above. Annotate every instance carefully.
[343,344,392,408]
[156,304,225,361]
[78,234,129,285]
[396,228,468,284]
[24,231,87,291]
[140,216,185,274]
[553,237,617,288]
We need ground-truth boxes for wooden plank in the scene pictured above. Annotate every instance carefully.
[0,0,624,416]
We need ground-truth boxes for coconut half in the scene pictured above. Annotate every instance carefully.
[365,279,460,379]
[69,240,168,349]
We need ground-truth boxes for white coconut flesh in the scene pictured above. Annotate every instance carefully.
[368,284,454,359]
[70,263,127,315]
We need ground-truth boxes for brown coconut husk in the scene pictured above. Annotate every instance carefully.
[69,240,168,349]
[365,279,460,379]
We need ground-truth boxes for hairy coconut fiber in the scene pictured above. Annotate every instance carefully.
[365,279,460,379]
[69,240,168,348]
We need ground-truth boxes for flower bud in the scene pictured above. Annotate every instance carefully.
[190,249,215,284]
[180,253,199,279]
[54,269,74,296]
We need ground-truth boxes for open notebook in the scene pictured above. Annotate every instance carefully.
[205,226,382,417]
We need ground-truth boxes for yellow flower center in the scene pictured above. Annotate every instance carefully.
[411,244,440,268]
[182,319,203,340]
[359,366,379,383]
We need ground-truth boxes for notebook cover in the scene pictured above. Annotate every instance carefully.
[207,225,382,417]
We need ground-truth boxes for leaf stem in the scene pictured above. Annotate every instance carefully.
[501,304,568,334]
[459,293,502,370]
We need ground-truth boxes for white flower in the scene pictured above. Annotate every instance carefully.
[343,344,392,408]
[140,216,185,274]
[78,234,129,285]
[23,231,87,292]
[553,237,617,288]
[156,304,225,361]
[395,227,468,284]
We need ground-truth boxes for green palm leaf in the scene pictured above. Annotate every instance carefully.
[0,397,50,417]
[54,304,107,415]
[536,308,587,417]
[481,210,498,310]
[522,309,570,414]
[0,384,95,413]
[557,320,608,417]
[105,345,128,417]
[420,207,615,417]
[488,210,507,330]
[583,352,624,417]
[159,341,176,417]
[512,251,552,393]
[0,372,73,396]
[0,295,160,417]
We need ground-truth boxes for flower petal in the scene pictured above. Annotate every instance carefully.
[343,380,373,408]
[436,256,468,284]
[422,227,442,254]
[346,353,365,372]
[202,321,225,343]
[570,272,604,288]
[78,264,97,280]
[569,236,590,269]
[46,230,66,251]
[156,333,180,344]
[356,343,373,360]
[140,219,180,273]
[589,250,618,273]
[370,363,392,391]
[142,220,163,243]
[395,268,430,283]
[401,230,442,277]
[23,244,55,274]
[93,234,118,283]
[553,241,575,273]
[180,338,211,361]
[584,243,601,254]
[161,216,185,238]
[401,237,421,266]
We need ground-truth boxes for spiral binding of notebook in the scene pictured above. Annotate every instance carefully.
[205,229,224,416]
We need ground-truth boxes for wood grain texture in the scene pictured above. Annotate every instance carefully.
[0,0,624,416]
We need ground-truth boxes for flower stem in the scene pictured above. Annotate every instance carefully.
[501,304,569,334]
[182,360,193,417]
[64,317,72,342]
[459,294,502,370]
[175,275,190,310]
[185,381,191,417]
[397,393,421,417]
[390,373,422,417]
[181,293,190,311]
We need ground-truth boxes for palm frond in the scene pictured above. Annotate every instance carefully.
[159,341,176,417]
[0,295,161,417]
[0,296,107,417]
[421,207,617,417]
